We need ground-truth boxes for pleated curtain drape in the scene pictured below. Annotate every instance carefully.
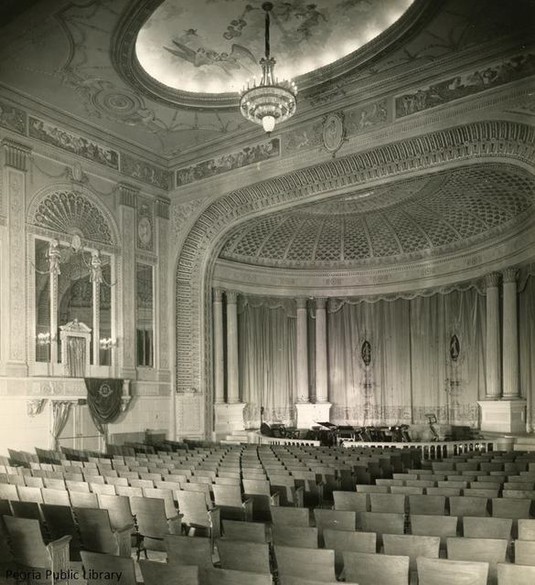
[238,300,297,428]
[51,400,72,450]
[238,286,490,430]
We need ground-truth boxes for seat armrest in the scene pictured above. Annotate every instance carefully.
[269,492,280,507]
[294,485,305,508]
[242,498,253,522]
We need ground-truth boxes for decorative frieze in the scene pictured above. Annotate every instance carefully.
[28,116,119,169]
[0,100,27,135]
[175,137,280,187]
[120,153,171,190]
[395,53,535,118]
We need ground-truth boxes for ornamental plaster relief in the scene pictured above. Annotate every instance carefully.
[174,120,535,438]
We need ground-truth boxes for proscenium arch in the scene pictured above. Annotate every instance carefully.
[174,120,535,438]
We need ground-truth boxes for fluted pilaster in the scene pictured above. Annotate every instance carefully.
[213,288,225,404]
[296,298,309,403]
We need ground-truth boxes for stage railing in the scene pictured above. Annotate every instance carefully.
[256,434,321,447]
[340,439,496,459]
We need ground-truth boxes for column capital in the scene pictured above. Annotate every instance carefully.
[315,297,327,310]
[484,273,501,288]
[117,182,139,207]
[226,290,238,304]
[2,139,32,171]
[213,288,224,303]
[296,298,308,310]
[502,267,518,284]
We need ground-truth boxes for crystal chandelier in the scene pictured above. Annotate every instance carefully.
[240,2,297,134]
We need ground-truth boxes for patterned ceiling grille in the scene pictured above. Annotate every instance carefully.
[219,165,535,268]
[33,191,113,245]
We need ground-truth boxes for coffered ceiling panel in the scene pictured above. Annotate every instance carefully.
[219,165,535,268]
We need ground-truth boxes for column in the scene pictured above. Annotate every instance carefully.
[315,298,329,403]
[214,290,245,437]
[296,298,309,403]
[502,268,520,399]
[485,273,501,399]
[2,139,31,376]
[118,183,138,378]
[213,288,225,404]
[226,290,239,404]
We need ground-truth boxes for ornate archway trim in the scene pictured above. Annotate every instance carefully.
[26,182,121,247]
[174,120,535,437]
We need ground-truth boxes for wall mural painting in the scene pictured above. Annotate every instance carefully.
[29,116,119,170]
[0,100,26,135]
[176,137,280,186]
[396,53,535,118]
[120,153,171,190]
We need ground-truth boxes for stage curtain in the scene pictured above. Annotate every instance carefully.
[84,378,123,434]
[327,287,485,427]
[66,336,86,377]
[51,400,72,450]
[238,299,296,428]
[519,272,535,431]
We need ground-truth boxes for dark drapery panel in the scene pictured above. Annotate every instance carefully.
[84,378,123,433]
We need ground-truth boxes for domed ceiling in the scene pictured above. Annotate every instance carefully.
[136,0,414,94]
[219,165,535,269]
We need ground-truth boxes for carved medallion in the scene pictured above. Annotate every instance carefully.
[138,216,152,246]
[322,112,345,155]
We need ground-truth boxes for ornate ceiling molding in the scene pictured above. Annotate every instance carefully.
[173,119,535,438]
[112,0,436,110]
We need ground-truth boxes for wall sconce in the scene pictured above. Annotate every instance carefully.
[37,332,51,346]
[99,337,116,350]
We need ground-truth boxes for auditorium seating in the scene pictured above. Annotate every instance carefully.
[0,442,534,585]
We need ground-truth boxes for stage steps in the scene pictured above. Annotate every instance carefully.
[221,430,256,445]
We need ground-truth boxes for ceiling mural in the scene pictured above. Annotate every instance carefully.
[219,166,535,268]
[136,0,414,94]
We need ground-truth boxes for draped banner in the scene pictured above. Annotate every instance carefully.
[84,378,123,434]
